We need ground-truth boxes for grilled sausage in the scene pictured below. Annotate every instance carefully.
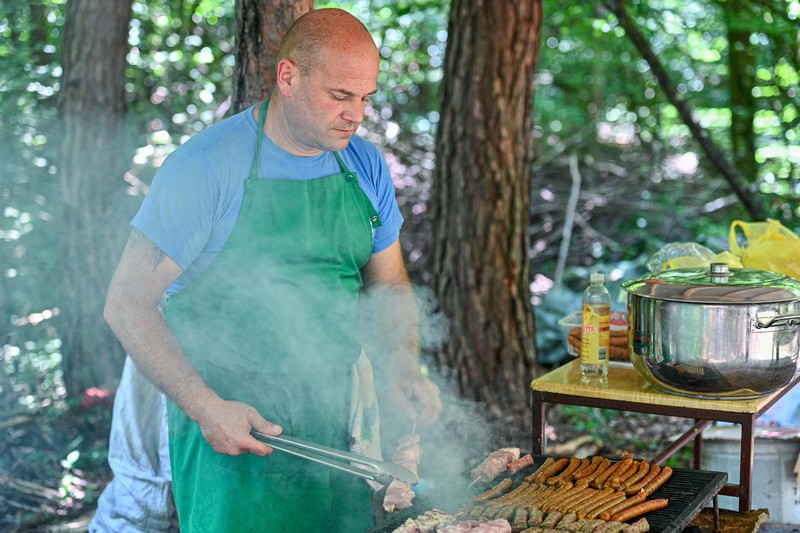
[576,488,619,519]
[474,477,513,501]
[526,457,555,484]
[522,485,556,510]
[592,459,625,489]
[532,482,573,511]
[541,483,584,512]
[490,480,533,506]
[610,459,639,488]
[624,465,661,496]
[573,486,613,515]
[599,491,647,521]
[554,485,595,513]
[579,458,611,486]
[546,457,582,485]
[610,498,668,522]
[586,492,627,519]
[561,487,600,514]
[572,456,603,481]
[620,461,650,491]
[642,466,673,497]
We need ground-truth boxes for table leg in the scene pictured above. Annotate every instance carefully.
[738,418,755,512]
[693,418,704,470]
[531,391,546,454]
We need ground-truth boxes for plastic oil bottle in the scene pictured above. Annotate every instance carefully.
[581,272,611,378]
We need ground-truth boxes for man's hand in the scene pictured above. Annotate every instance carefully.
[195,397,283,456]
[392,372,442,425]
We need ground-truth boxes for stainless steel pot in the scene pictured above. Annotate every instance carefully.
[621,263,800,399]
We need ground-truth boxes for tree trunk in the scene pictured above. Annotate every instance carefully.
[725,1,757,180]
[231,0,314,113]
[56,0,133,396]
[429,0,542,432]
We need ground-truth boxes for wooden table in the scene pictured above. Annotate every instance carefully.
[530,360,800,513]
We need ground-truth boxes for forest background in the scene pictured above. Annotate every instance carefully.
[1,0,798,530]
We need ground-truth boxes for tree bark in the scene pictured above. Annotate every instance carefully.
[605,0,767,221]
[725,0,758,181]
[231,0,314,113]
[56,0,133,395]
[429,0,542,430]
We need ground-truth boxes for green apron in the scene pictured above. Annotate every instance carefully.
[166,101,381,532]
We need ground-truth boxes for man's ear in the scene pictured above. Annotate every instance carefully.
[276,59,298,96]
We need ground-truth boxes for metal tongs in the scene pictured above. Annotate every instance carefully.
[251,430,418,486]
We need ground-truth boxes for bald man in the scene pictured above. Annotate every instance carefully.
[95,8,441,533]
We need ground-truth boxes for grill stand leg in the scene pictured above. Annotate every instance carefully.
[531,391,545,454]
[713,494,721,533]
[739,418,755,512]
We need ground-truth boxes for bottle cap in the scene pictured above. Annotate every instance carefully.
[590,272,604,284]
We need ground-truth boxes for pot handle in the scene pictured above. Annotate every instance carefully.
[755,314,800,329]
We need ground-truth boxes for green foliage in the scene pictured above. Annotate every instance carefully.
[2,0,799,405]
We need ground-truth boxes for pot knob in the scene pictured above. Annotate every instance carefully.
[709,262,732,284]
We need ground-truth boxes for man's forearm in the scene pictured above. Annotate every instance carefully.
[104,295,219,424]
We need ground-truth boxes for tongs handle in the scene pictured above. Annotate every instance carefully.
[250,430,417,485]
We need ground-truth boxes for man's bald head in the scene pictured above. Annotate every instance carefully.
[277,8,378,74]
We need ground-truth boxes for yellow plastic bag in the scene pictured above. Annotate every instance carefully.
[662,251,743,270]
[729,219,800,280]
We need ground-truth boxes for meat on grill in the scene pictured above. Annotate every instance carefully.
[437,518,512,533]
[383,434,422,512]
[470,447,521,483]
[391,508,453,533]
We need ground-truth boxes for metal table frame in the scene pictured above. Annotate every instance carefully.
[531,360,800,513]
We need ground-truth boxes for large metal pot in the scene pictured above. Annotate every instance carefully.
[621,263,800,399]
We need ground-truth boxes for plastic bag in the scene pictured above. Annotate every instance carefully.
[647,242,715,272]
[663,251,743,270]
[648,242,744,272]
[729,219,800,280]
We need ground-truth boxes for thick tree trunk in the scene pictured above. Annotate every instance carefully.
[725,1,757,180]
[56,0,133,396]
[429,0,542,431]
[231,0,314,113]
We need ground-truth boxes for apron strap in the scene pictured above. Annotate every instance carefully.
[247,100,382,230]
[248,100,270,181]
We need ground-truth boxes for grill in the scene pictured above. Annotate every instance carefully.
[367,454,727,533]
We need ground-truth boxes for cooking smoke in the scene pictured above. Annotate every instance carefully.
[171,251,503,526]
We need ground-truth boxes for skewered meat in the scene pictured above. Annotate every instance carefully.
[470,448,521,483]
[383,434,422,512]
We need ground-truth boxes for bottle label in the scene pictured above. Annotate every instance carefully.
[581,303,610,365]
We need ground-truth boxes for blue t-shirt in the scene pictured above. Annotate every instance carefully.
[132,105,403,297]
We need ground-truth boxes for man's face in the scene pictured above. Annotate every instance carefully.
[284,47,379,154]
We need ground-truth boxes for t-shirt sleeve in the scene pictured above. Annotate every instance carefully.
[346,138,403,253]
[371,155,403,253]
[131,147,222,271]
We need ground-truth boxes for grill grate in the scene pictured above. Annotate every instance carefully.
[367,454,727,533]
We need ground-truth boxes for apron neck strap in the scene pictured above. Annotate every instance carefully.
[249,100,350,179]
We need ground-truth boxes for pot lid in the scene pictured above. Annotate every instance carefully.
[621,263,800,304]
